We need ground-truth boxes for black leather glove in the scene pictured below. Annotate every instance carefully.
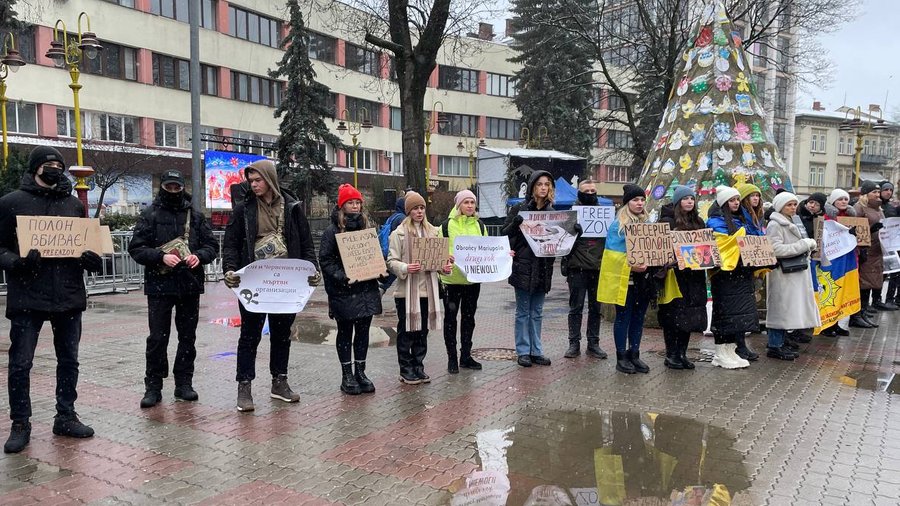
[12,249,41,274]
[512,215,524,226]
[870,222,884,234]
[573,223,583,237]
[80,250,104,273]
[848,226,857,236]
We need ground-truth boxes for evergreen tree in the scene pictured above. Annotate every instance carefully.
[0,149,28,197]
[269,0,342,204]
[509,0,595,159]
[1,0,20,31]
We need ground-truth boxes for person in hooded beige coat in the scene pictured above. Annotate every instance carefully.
[764,193,821,360]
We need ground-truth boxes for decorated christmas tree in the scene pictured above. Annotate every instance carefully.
[637,1,794,221]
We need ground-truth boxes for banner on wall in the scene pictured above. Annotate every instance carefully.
[204,150,267,209]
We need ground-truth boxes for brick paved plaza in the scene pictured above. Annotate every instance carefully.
[1,275,898,505]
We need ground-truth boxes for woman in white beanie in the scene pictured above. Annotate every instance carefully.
[823,189,865,331]
[704,186,755,369]
[764,193,820,359]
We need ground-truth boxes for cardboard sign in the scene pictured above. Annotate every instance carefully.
[811,217,824,261]
[573,205,615,238]
[453,235,512,283]
[335,228,387,283]
[99,225,115,255]
[737,235,776,267]
[412,236,450,271]
[878,217,900,252]
[822,219,857,261]
[16,216,104,258]
[623,222,675,266]
[519,210,578,257]
[837,217,870,246]
[231,259,317,313]
[670,229,721,270]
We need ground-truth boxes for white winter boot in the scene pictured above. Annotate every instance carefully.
[726,343,750,368]
[711,344,732,368]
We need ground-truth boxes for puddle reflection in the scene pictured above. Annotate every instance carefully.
[839,370,899,394]
[454,409,751,505]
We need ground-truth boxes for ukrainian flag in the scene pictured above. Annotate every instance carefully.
[597,221,631,306]
[814,250,861,333]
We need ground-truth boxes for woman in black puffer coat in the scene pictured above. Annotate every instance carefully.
[319,185,382,395]
[656,187,709,370]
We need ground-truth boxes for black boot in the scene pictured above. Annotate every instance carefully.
[174,384,199,402]
[459,355,483,370]
[447,351,459,374]
[615,352,636,374]
[628,349,650,373]
[849,314,874,328]
[735,334,759,361]
[677,332,695,369]
[585,339,608,359]
[340,363,361,395]
[52,413,94,438]
[564,339,581,358]
[140,377,163,408]
[354,361,375,394]
[4,421,31,454]
[663,330,682,369]
[459,332,481,370]
[862,313,880,327]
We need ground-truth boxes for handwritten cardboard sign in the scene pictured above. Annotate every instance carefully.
[737,235,776,267]
[811,217,824,261]
[99,225,115,254]
[623,222,675,266]
[837,217,870,246]
[16,216,104,258]
[573,205,615,238]
[670,228,721,270]
[335,228,387,283]
[412,237,450,271]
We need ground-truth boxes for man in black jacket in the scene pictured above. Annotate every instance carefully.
[563,180,608,360]
[129,170,219,408]
[222,160,320,412]
[0,146,103,453]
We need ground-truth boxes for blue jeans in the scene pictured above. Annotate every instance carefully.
[767,328,786,349]
[7,310,83,421]
[613,287,650,353]
[514,288,545,357]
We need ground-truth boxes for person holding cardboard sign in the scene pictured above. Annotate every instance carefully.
[597,184,656,374]
[854,181,887,323]
[319,184,383,395]
[0,146,103,454]
[824,189,867,330]
[128,170,220,408]
[704,186,756,370]
[387,192,452,384]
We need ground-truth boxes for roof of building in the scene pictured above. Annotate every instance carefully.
[478,146,586,160]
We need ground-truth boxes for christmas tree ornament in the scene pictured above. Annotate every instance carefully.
[698,96,714,115]
[683,48,696,72]
[751,122,766,143]
[714,27,728,46]
[681,101,697,119]
[735,72,750,92]
[666,178,682,198]
[715,146,734,166]
[668,102,680,123]
[699,181,716,197]
[662,158,676,174]
[741,144,756,167]
[679,153,693,173]
[687,177,698,192]
[651,158,663,175]
[689,123,707,146]
[733,122,751,141]
[713,96,732,114]
[716,5,729,24]
[655,132,669,151]
[715,75,733,92]
[713,121,732,142]
[669,129,687,150]
[697,153,712,172]
[769,173,785,192]
[677,76,690,96]
[652,185,667,200]
[760,148,774,167]
[715,47,730,71]
[755,170,771,192]
[735,94,753,115]
[697,47,714,68]
[713,168,729,186]
[691,74,710,93]
[734,48,745,70]
[696,26,713,47]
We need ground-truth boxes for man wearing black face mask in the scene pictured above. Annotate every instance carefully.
[0,146,104,453]
[562,179,608,360]
[129,170,219,408]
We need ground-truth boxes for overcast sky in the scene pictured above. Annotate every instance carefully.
[798,0,900,118]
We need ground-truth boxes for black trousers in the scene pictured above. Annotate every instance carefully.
[442,284,481,358]
[7,310,82,422]
[567,270,601,341]
[396,297,428,375]
[236,305,295,382]
[145,293,200,389]
[336,316,372,363]
[886,273,900,301]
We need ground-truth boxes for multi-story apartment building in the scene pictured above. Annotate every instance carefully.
[791,102,899,195]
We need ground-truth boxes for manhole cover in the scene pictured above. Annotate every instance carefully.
[471,348,518,361]
[654,347,713,362]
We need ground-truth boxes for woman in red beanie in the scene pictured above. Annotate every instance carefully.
[318,184,382,395]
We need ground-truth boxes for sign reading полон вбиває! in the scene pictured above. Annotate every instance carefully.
[16,216,104,258]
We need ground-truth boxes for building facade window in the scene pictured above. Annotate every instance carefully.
[228,5,279,47]
[438,66,478,93]
[773,123,786,151]
[232,130,277,157]
[838,135,852,155]
[605,129,634,149]
[808,165,825,187]
[437,155,469,177]
[5,25,36,63]
[153,53,190,90]
[344,148,375,170]
[5,102,38,134]
[104,0,136,7]
[345,96,381,126]
[606,92,628,111]
[344,43,379,76]
[391,152,404,175]
[56,109,81,137]
[308,31,336,63]
[154,121,193,148]
[231,71,282,107]
[202,64,218,95]
[86,112,137,143]
[83,41,137,81]
[486,117,520,140]
[774,77,788,119]
[810,129,827,153]
[390,107,402,130]
[606,165,629,183]
[150,0,215,28]
[438,112,478,136]
[486,73,516,97]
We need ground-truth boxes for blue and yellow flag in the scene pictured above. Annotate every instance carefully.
[814,251,861,334]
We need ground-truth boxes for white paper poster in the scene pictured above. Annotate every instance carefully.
[879,217,900,252]
[884,252,900,274]
[518,210,578,258]
[573,205,616,238]
[453,236,513,283]
[231,259,317,313]
[822,219,857,261]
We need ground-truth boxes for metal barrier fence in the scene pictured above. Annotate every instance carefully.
[0,231,226,296]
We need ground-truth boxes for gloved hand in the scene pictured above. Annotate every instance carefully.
[870,222,884,234]
[80,250,104,273]
[573,223,583,237]
[12,249,41,274]
[512,215,524,227]
[308,271,321,287]
[224,270,241,288]
[848,226,857,236]
[803,238,818,251]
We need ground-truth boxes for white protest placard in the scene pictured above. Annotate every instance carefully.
[519,210,578,257]
[231,258,317,314]
[822,219,857,261]
[883,252,900,274]
[573,205,615,238]
[453,236,512,283]
[16,216,104,258]
[879,217,900,252]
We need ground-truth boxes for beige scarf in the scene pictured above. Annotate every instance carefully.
[403,221,442,332]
